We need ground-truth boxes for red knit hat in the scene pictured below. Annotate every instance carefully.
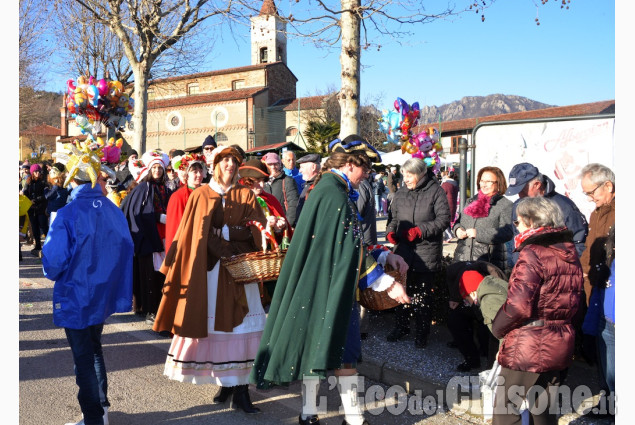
[459,270,485,298]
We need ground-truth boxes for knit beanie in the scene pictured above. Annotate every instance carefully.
[459,270,485,298]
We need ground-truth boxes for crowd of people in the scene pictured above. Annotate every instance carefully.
[22,132,615,425]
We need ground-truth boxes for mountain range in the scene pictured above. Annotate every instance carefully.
[417,94,555,125]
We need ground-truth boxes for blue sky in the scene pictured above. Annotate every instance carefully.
[36,1,615,109]
[199,0,616,108]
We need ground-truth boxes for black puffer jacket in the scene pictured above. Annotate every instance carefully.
[386,169,451,272]
[452,193,513,272]
[24,178,48,215]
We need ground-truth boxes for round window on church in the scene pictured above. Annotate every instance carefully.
[210,107,229,128]
[166,111,183,131]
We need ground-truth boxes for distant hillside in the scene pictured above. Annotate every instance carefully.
[418,94,555,125]
[20,90,64,132]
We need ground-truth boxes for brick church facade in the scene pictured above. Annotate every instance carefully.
[59,0,328,154]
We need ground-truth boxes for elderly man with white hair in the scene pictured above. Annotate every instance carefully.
[294,153,321,226]
[282,150,304,193]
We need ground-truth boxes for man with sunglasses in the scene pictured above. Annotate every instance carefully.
[505,162,588,265]
[201,135,217,183]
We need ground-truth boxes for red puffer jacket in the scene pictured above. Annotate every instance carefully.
[492,228,583,373]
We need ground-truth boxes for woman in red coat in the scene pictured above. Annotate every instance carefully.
[491,196,583,425]
[164,154,207,252]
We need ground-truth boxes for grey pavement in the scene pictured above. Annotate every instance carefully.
[19,219,614,425]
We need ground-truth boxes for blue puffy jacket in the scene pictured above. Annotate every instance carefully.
[42,183,134,329]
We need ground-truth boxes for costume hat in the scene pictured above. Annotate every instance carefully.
[328,134,382,163]
[239,159,270,179]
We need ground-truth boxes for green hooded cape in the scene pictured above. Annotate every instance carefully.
[250,171,366,389]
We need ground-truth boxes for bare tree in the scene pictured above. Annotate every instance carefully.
[72,0,237,153]
[52,1,133,85]
[19,0,53,129]
[243,0,571,141]
[248,0,472,139]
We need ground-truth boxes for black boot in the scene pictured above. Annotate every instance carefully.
[413,304,430,349]
[414,330,428,348]
[213,386,233,403]
[231,384,261,414]
[386,306,410,342]
[299,414,320,424]
[386,325,409,342]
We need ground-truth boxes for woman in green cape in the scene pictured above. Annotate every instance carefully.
[251,136,410,425]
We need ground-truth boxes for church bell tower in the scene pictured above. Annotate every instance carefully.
[251,0,287,65]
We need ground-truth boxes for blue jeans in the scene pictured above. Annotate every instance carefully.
[65,324,109,425]
[374,194,382,214]
[597,318,615,393]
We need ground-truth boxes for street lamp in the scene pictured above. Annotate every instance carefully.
[248,129,255,150]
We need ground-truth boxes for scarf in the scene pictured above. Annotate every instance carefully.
[463,190,493,218]
[513,226,567,249]
[330,168,359,203]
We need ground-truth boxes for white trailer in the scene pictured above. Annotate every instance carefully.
[470,114,615,220]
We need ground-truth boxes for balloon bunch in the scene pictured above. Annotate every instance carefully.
[96,136,124,164]
[66,75,134,141]
[378,97,421,154]
[411,127,443,174]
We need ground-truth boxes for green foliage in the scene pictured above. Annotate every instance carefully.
[303,120,340,154]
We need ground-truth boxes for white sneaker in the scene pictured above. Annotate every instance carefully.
[64,406,108,425]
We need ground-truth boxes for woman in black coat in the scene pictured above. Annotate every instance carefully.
[385,158,451,348]
[23,163,49,256]
[452,166,514,274]
[121,151,172,324]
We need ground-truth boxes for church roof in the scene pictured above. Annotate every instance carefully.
[283,95,331,111]
[148,87,268,110]
[20,123,61,136]
[259,0,278,16]
[148,61,297,85]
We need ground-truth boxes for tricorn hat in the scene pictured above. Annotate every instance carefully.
[328,134,382,163]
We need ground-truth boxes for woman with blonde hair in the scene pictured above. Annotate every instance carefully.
[44,162,69,226]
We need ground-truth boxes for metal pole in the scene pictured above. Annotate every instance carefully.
[459,137,468,212]
[215,113,218,141]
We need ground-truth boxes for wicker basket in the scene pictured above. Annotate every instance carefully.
[358,266,405,311]
[221,221,287,283]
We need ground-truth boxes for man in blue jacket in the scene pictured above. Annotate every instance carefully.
[42,147,133,425]
[506,162,588,264]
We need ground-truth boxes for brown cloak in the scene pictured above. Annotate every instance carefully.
[153,184,266,337]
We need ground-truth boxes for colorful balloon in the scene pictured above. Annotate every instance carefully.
[97,79,108,97]
[86,85,99,108]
